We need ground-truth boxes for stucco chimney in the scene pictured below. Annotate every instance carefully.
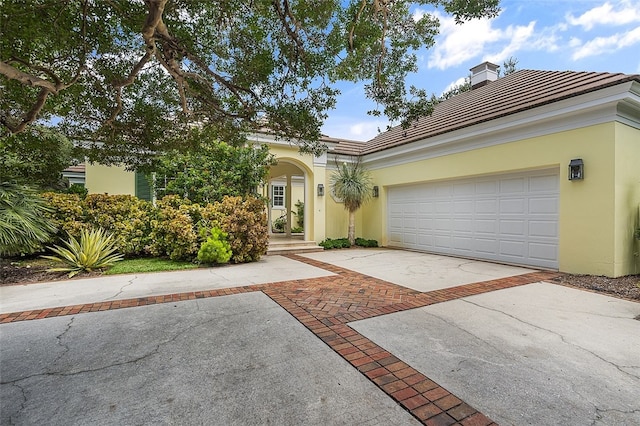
[470,62,499,89]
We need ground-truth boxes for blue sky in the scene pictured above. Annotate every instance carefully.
[321,0,640,141]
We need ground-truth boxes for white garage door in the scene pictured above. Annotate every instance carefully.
[387,169,559,269]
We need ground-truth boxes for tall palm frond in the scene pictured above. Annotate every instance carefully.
[329,159,373,246]
[0,182,57,256]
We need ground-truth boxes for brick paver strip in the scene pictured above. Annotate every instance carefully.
[1,253,560,425]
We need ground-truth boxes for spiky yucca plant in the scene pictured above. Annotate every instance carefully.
[42,228,124,277]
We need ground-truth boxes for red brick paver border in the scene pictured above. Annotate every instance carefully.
[0,253,561,425]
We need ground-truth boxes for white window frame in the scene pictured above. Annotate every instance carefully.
[272,184,285,208]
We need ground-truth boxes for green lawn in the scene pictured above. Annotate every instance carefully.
[104,258,200,275]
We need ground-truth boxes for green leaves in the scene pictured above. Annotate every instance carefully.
[197,227,232,264]
[2,0,501,160]
[152,133,274,204]
[0,182,56,256]
[0,126,74,189]
[42,228,124,277]
[330,159,373,213]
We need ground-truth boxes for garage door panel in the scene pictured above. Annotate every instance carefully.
[476,181,498,194]
[418,202,434,214]
[529,197,558,214]
[435,218,452,231]
[436,201,452,213]
[387,169,558,269]
[417,234,434,247]
[474,238,499,254]
[435,235,452,249]
[500,220,526,236]
[404,233,417,244]
[529,221,557,238]
[500,198,526,214]
[435,185,452,197]
[499,240,526,258]
[476,199,498,213]
[529,174,558,191]
[453,182,475,195]
[453,218,473,232]
[529,243,557,263]
[476,219,498,233]
[500,177,526,193]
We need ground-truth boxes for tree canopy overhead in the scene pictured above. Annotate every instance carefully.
[1,0,500,165]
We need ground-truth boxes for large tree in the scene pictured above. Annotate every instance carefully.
[1,0,500,165]
[0,126,74,189]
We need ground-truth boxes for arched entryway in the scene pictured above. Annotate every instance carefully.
[267,158,310,241]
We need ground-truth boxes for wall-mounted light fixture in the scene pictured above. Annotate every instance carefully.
[372,185,379,198]
[568,159,584,181]
[317,184,325,196]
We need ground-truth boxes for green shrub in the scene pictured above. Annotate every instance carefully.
[66,184,88,198]
[295,200,304,228]
[148,195,200,261]
[319,238,351,249]
[0,183,57,256]
[42,228,124,277]
[272,213,286,233]
[41,192,87,241]
[319,237,378,249]
[355,237,379,247]
[83,194,151,256]
[197,228,232,264]
[212,196,268,263]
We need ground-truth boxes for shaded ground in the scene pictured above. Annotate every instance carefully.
[1,257,639,301]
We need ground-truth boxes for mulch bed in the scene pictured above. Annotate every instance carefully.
[1,258,639,301]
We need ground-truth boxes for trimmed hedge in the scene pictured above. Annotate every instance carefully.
[320,237,379,249]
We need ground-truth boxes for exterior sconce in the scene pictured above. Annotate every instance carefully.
[372,186,379,197]
[568,159,584,181]
[317,184,325,196]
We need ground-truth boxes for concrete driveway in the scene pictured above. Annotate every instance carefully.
[1,249,639,425]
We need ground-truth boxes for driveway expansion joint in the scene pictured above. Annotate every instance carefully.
[1,254,560,425]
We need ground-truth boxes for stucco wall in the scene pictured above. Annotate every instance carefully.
[613,122,640,276]
[85,163,135,195]
[360,122,634,276]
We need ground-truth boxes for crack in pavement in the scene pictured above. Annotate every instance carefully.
[6,382,27,425]
[592,407,640,425]
[461,299,640,380]
[106,275,138,300]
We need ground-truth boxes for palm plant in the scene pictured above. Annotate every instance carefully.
[329,159,373,246]
[42,228,124,277]
[0,182,57,256]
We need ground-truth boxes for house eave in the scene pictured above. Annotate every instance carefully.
[362,82,640,170]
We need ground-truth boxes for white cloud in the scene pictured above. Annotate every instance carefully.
[566,1,640,30]
[426,10,539,70]
[485,21,536,65]
[572,26,640,59]
[441,77,467,94]
[322,118,387,141]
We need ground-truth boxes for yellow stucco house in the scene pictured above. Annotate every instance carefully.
[84,64,640,277]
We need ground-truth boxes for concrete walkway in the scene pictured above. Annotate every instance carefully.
[1,249,639,425]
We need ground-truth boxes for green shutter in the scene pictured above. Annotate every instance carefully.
[135,171,152,201]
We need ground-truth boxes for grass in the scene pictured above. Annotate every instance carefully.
[104,258,200,275]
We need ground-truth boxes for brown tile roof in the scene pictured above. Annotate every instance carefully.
[360,70,640,155]
[63,164,86,173]
[326,138,367,156]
